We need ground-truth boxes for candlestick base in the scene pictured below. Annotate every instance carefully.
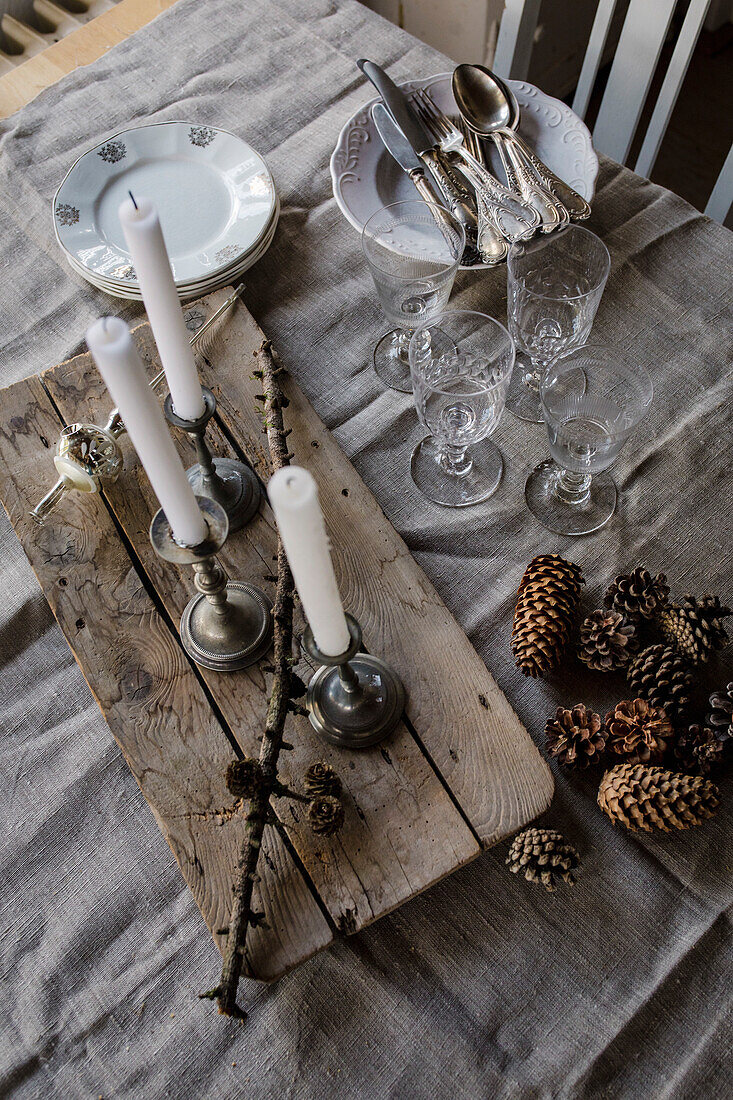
[165,389,262,533]
[150,497,273,673]
[303,615,406,749]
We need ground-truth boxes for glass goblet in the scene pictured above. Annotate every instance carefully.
[506,225,611,422]
[525,344,653,535]
[362,200,465,393]
[409,310,515,507]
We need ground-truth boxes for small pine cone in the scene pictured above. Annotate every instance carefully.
[506,827,579,892]
[225,757,264,800]
[303,761,342,799]
[707,683,733,743]
[307,796,345,837]
[512,554,584,677]
[545,704,606,768]
[598,763,720,832]
[675,725,727,776]
[578,609,639,672]
[658,595,731,664]
[605,698,672,765]
[627,644,694,724]
[604,567,669,622]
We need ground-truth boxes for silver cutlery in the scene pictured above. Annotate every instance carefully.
[452,64,591,221]
[411,89,539,244]
[358,59,479,241]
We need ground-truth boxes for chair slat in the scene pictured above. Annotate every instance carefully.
[492,0,541,82]
[572,0,619,120]
[592,0,678,165]
[705,143,733,223]
[635,0,712,178]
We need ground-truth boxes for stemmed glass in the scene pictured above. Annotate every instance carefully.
[525,344,653,535]
[505,225,611,422]
[409,310,515,507]
[362,200,465,393]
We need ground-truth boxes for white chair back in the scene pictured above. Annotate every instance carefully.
[493,0,730,222]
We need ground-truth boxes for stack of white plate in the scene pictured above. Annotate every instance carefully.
[53,121,278,301]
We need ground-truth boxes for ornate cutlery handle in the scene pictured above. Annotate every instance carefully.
[497,135,566,232]
[505,131,591,220]
[420,148,478,235]
[456,150,538,243]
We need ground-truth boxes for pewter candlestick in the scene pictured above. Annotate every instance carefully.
[150,496,272,672]
[302,614,406,748]
[164,386,261,532]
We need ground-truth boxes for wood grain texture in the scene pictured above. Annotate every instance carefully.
[0,0,180,119]
[199,294,555,846]
[43,322,483,936]
[0,375,332,982]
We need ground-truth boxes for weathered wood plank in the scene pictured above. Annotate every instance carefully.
[0,375,332,982]
[42,319,483,937]
[201,296,555,846]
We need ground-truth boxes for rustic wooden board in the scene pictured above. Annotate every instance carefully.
[0,289,553,983]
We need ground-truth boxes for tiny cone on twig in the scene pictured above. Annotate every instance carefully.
[598,763,720,832]
[506,828,579,891]
[303,761,342,799]
[512,554,584,677]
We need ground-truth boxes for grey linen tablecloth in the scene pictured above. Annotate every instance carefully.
[1,1,731,1096]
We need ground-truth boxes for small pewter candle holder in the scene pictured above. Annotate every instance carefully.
[164,386,261,533]
[302,614,406,748]
[150,496,273,672]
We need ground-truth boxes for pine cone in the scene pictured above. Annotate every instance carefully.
[658,595,731,664]
[598,763,720,832]
[303,761,342,799]
[627,644,694,724]
[226,758,264,800]
[545,704,606,768]
[675,724,727,776]
[605,698,672,765]
[707,683,733,743]
[578,609,639,672]
[512,554,584,677]
[604,567,669,622]
[506,827,579,891]
[307,796,345,837]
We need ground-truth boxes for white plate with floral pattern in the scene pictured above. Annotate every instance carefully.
[53,121,277,288]
[330,74,598,268]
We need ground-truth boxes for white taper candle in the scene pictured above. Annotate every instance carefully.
[268,466,350,656]
[118,194,205,422]
[87,316,207,547]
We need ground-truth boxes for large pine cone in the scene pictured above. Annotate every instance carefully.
[512,554,584,677]
[578,609,638,672]
[604,567,669,621]
[627,644,694,724]
[506,827,579,891]
[605,698,672,765]
[658,595,731,664]
[545,704,606,768]
[675,725,727,776]
[598,763,720,832]
[707,683,733,743]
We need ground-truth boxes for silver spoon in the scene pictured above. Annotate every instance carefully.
[452,64,591,221]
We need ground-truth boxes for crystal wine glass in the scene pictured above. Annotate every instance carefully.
[525,344,653,535]
[409,310,515,507]
[506,225,611,422]
[362,200,465,393]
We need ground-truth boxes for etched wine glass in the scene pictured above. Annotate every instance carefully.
[525,344,653,535]
[506,225,611,422]
[409,310,515,507]
[362,200,465,393]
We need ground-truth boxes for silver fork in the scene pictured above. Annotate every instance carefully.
[412,89,539,243]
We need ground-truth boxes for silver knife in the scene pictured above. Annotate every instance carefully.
[359,58,477,237]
